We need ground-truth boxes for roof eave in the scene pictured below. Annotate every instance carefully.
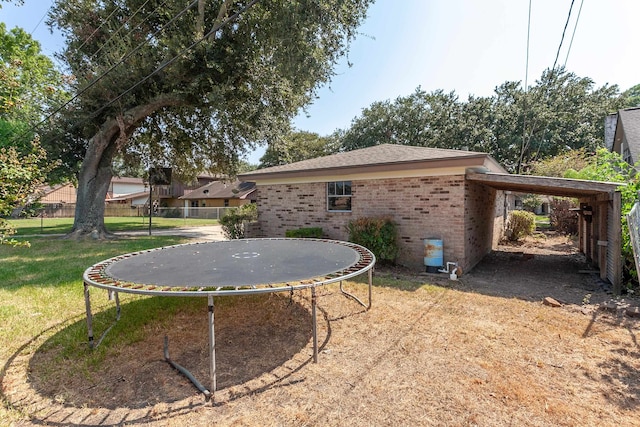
[241,154,501,182]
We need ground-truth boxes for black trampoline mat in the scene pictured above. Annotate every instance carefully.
[104,239,360,288]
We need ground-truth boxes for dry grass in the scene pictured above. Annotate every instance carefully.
[4,272,640,426]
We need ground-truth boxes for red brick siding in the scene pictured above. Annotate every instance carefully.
[248,176,502,271]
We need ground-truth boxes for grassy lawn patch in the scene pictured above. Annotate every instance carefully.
[1,236,639,426]
[7,216,219,236]
[535,214,551,229]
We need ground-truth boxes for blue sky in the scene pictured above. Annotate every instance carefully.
[3,0,640,163]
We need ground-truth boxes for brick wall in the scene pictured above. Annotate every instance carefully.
[464,181,504,271]
[248,175,501,271]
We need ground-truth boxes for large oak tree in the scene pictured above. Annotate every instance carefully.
[42,0,372,238]
[338,68,624,173]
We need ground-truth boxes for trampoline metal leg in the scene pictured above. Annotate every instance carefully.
[84,282,94,349]
[115,291,121,321]
[338,268,373,310]
[208,295,216,403]
[311,286,318,363]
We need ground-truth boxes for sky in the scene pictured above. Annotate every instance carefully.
[2,0,640,163]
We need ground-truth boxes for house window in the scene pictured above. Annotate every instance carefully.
[327,181,352,212]
[224,199,230,207]
[191,201,199,208]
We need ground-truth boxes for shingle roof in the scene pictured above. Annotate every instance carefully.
[618,108,640,164]
[240,144,504,179]
[179,180,256,200]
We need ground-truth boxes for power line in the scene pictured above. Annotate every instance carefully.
[25,0,199,136]
[520,0,532,173]
[518,0,576,172]
[28,0,54,36]
[92,0,262,119]
[564,0,584,68]
[552,0,575,71]
[88,0,164,63]
[12,0,261,153]
[524,0,532,93]
[74,3,124,54]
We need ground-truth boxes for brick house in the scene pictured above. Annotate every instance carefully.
[240,144,625,289]
[239,144,508,272]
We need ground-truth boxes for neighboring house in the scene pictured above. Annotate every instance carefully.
[155,174,219,207]
[607,107,640,167]
[240,144,625,289]
[36,183,77,205]
[179,179,256,208]
[104,174,221,209]
[108,177,147,198]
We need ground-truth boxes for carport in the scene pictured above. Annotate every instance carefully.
[467,171,626,293]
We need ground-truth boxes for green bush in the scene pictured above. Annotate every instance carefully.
[285,227,324,238]
[521,194,543,212]
[347,216,398,263]
[506,210,536,241]
[219,203,258,239]
[549,197,578,234]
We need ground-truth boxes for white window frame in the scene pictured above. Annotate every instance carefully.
[327,181,352,212]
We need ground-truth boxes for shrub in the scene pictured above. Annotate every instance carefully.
[219,203,258,239]
[347,216,398,263]
[285,227,323,238]
[506,210,536,241]
[549,197,578,235]
[521,194,542,212]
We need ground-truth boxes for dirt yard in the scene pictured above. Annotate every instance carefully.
[4,232,640,426]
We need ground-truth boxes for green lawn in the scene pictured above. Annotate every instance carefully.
[535,214,551,229]
[0,235,196,424]
[0,234,396,425]
[8,216,219,236]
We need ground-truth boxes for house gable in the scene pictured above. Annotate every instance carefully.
[612,107,640,167]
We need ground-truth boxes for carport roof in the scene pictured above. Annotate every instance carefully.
[466,171,625,197]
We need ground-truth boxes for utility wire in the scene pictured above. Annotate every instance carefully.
[564,0,584,68]
[23,0,199,138]
[74,3,124,54]
[552,0,575,71]
[518,0,579,172]
[91,0,261,119]
[88,0,163,62]
[520,0,532,173]
[523,0,532,93]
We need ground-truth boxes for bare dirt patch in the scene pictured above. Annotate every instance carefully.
[6,233,640,426]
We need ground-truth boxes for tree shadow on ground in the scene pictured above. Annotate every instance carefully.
[26,293,312,412]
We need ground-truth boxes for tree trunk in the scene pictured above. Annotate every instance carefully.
[68,94,187,239]
[69,121,121,239]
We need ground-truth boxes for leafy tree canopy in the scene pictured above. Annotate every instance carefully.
[622,83,640,108]
[528,147,591,178]
[340,88,462,151]
[0,22,67,151]
[338,68,624,173]
[260,129,339,168]
[0,139,53,247]
[39,0,372,237]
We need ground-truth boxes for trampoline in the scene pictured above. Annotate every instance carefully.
[83,238,375,402]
